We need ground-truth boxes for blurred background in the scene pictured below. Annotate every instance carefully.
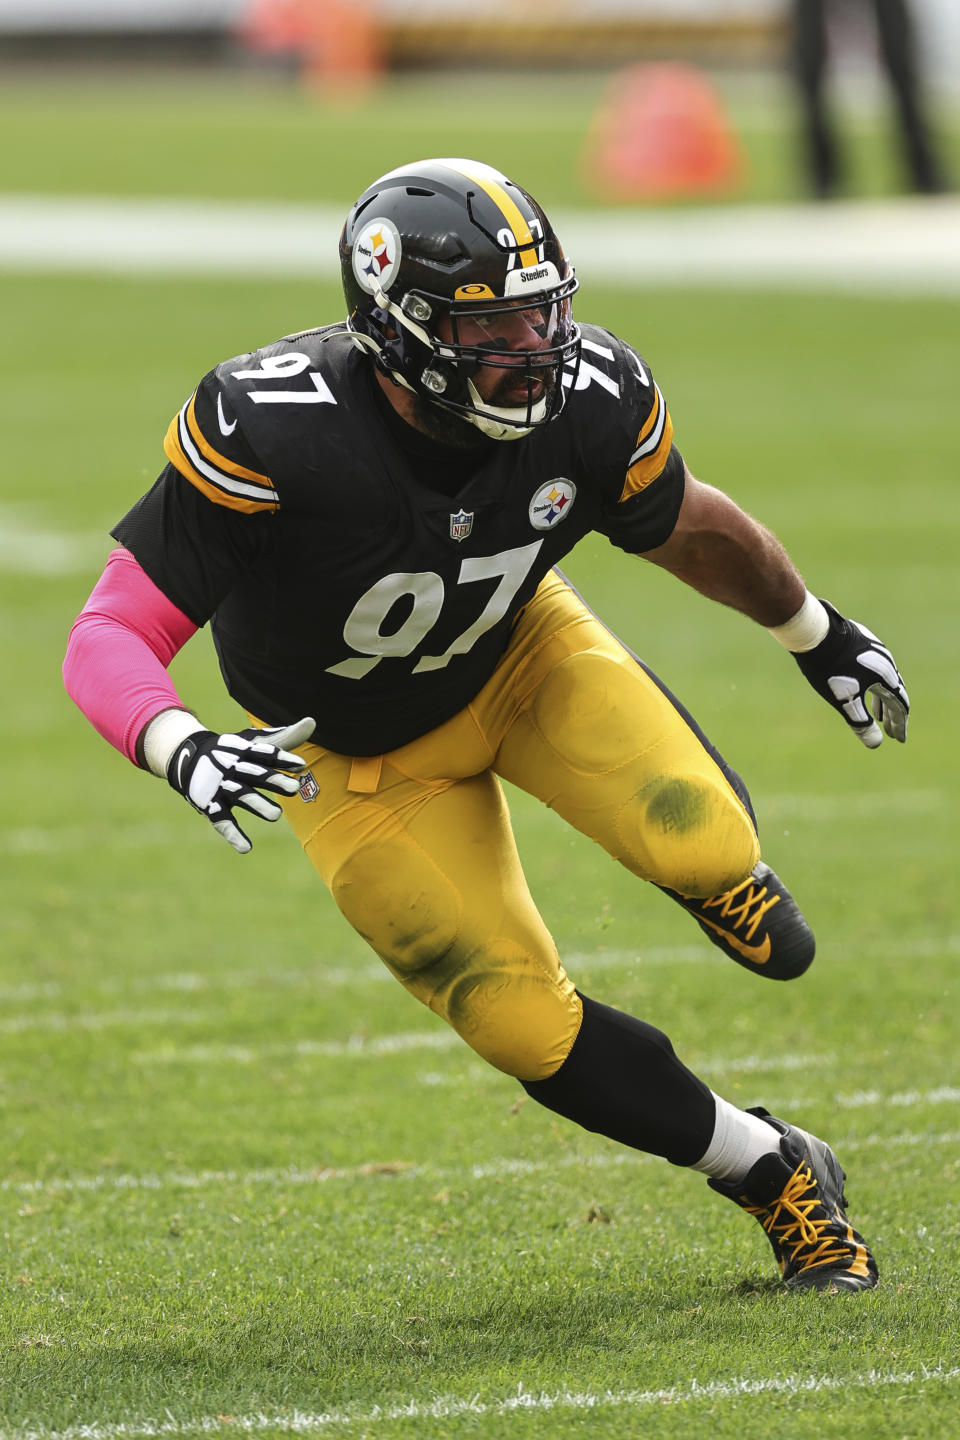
[0,0,957,208]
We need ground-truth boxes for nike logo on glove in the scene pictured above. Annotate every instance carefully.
[217,392,238,436]
[173,744,192,794]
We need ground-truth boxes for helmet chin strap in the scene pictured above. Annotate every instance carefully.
[358,291,551,441]
[464,380,547,442]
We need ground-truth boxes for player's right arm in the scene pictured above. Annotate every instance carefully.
[63,542,312,853]
[64,365,313,851]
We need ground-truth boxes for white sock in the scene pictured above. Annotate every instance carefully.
[689,1093,783,1184]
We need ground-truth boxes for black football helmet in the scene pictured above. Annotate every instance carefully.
[340,158,581,441]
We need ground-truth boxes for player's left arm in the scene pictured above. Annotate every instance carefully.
[639,463,909,748]
[639,465,806,622]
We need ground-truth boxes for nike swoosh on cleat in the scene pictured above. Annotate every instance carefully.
[217,392,238,436]
[697,916,772,965]
[845,1225,873,1278]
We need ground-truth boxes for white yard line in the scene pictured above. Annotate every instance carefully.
[134,1028,464,1065]
[130,1030,829,1068]
[0,1007,206,1036]
[847,1126,960,1150]
[0,788,945,851]
[0,962,391,1004]
[0,505,109,577]
[132,1033,839,1070]
[756,789,946,820]
[3,1364,958,1438]
[418,1048,837,1090]
[837,1085,960,1108]
[3,932,958,1032]
[0,821,212,853]
[0,1005,221,1036]
[1,193,959,292]
[3,928,957,1012]
[5,1122,958,1201]
[0,947,712,1009]
[4,924,957,1014]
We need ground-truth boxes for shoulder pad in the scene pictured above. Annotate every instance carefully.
[161,327,353,515]
[164,364,279,515]
[568,325,674,500]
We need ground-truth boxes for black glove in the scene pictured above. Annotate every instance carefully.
[166,717,314,853]
[793,601,908,748]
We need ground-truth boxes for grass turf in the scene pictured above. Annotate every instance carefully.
[2,67,959,1439]
[0,67,958,210]
[2,266,958,1439]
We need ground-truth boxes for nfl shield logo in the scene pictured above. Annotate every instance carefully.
[298,770,319,803]
[449,508,474,542]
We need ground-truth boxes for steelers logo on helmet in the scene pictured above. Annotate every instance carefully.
[529,478,577,530]
[352,217,403,294]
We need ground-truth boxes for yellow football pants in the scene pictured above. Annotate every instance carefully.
[277,572,760,1083]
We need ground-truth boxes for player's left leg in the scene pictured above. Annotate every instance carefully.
[520,992,877,1291]
[277,728,749,1180]
[276,729,583,1081]
[487,572,814,980]
[272,709,873,1289]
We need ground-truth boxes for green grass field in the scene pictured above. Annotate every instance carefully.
[1,65,959,208]
[1,67,959,1440]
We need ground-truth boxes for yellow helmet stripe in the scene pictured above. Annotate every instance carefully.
[441,159,540,269]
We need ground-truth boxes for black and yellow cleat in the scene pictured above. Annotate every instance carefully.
[664,862,815,979]
[709,1107,879,1292]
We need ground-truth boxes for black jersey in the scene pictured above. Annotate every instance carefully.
[113,322,684,754]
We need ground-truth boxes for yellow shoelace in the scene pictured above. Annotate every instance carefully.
[702,876,781,940]
[761,1166,852,1273]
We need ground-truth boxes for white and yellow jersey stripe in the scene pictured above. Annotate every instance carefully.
[164,389,279,515]
[620,381,674,500]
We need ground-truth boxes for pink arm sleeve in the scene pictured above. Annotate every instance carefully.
[63,546,199,766]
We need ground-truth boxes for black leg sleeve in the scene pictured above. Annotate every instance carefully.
[873,0,946,193]
[521,993,716,1167]
[791,0,843,196]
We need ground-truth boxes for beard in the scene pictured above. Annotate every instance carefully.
[408,391,488,449]
[413,365,556,447]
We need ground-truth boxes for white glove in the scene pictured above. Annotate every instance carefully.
[793,602,909,748]
[144,711,315,853]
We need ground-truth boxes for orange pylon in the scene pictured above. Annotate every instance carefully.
[581,64,746,202]
[237,0,382,98]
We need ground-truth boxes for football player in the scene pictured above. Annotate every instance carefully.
[65,158,909,1291]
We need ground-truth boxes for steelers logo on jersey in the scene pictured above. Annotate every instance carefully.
[352,217,402,294]
[529,478,577,531]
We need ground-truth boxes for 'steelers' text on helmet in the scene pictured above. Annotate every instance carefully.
[340,158,581,441]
